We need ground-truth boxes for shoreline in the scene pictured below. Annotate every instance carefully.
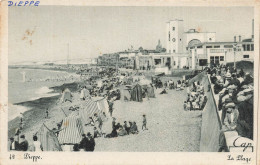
[8,81,81,139]
[8,65,78,74]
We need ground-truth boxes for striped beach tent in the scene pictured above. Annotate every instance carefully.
[58,112,84,144]
[79,99,102,125]
[37,124,62,151]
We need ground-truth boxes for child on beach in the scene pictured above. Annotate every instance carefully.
[142,115,148,131]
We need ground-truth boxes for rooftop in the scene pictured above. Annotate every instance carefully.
[190,40,254,47]
[184,29,216,33]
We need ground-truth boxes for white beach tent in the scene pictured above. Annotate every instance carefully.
[58,112,84,144]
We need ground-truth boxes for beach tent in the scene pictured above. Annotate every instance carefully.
[58,112,84,144]
[130,83,143,102]
[61,88,72,102]
[37,124,62,151]
[79,99,102,125]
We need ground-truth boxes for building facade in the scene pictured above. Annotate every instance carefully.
[97,19,254,71]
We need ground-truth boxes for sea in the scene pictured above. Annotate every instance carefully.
[8,68,78,121]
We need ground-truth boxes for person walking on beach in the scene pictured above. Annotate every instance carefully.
[142,115,148,130]
[108,100,114,117]
[45,109,49,118]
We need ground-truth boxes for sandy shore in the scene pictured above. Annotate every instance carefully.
[95,87,202,152]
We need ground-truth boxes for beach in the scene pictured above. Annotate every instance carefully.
[8,69,202,151]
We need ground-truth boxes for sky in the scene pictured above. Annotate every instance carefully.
[8,6,254,64]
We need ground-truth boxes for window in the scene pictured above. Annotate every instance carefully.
[173,50,176,53]
[243,55,249,58]
[243,44,246,51]
[169,50,171,53]
[197,46,202,48]
[214,45,220,48]
[220,56,224,61]
[206,46,212,48]
[172,27,175,31]
[251,44,254,51]
[209,38,212,41]
[172,38,176,42]
[180,38,182,41]
[224,45,233,48]
[247,44,250,51]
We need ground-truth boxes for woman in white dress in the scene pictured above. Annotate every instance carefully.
[30,135,43,152]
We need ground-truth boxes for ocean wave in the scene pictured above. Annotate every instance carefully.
[35,86,53,95]
[30,86,60,100]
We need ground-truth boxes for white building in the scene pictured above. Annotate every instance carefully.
[189,37,254,70]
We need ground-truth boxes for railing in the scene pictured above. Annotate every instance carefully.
[206,74,222,129]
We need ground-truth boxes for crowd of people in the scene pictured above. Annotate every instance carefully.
[184,80,207,111]
[206,64,253,152]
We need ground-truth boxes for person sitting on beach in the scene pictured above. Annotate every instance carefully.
[30,135,43,152]
[105,125,118,138]
[123,121,130,134]
[129,122,139,134]
[73,144,80,152]
[160,88,167,95]
[79,134,88,151]
[117,126,128,136]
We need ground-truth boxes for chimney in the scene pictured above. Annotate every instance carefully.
[252,19,254,41]
[239,35,241,42]
[234,36,236,42]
